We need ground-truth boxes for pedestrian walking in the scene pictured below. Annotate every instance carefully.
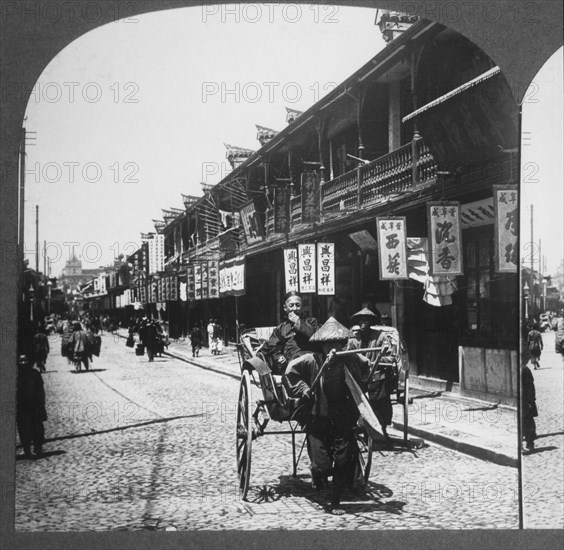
[527,323,543,369]
[32,325,50,373]
[190,324,203,357]
[145,320,159,362]
[16,355,47,459]
[69,322,90,372]
[521,362,538,453]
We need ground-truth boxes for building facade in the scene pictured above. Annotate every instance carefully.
[87,17,520,404]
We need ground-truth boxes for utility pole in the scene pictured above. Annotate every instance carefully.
[18,127,26,300]
[43,240,47,275]
[530,205,535,317]
[35,205,39,273]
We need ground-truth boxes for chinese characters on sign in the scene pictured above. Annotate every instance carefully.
[208,260,219,299]
[194,263,203,300]
[317,243,335,295]
[298,244,316,293]
[201,262,209,300]
[493,185,518,273]
[239,200,265,245]
[427,202,463,275]
[283,248,299,293]
[219,258,246,296]
[301,172,321,223]
[273,184,291,234]
[186,265,195,301]
[376,217,409,280]
[148,234,165,274]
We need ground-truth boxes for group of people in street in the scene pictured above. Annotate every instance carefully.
[259,290,404,514]
[185,319,223,358]
[127,317,169,362]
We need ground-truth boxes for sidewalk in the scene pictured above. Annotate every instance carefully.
[119,329,518,468]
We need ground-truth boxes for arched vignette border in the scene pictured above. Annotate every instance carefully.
[1,1,562,547]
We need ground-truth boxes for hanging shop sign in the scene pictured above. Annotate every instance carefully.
[194,263,203,300]
[149,281,157,304]
[317,242,335,295]
[283,248,299,293]
[376,217,409,280]
[460,197,494,229]
[201,262,209,300]
[186,265,195,301]
[148,234,165,274]
[273,184,291,234]
[301,171,321,223]
[179,281,187,302]
[239,200,265,244]
[298,243,317,293]
[208,260,220,299]
[427,202,463,276]
[219,257,246,297]
[493,185,518,273]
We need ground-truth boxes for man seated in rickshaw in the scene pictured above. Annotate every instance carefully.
[346,307,400,442]
[284,317,370,515]
[261,291,319,375]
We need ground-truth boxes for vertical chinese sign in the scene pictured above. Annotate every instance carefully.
[298,244,316,293]
[273,184,291,234]
[427,202,463,276]
[376,217,409,280]
[194,263,203,300]
[493,185,518,273]
[301,172,321,223]
[186,265,195,301]
[317,243,335,295]
[201,262,209,300]
[283,248,299,293]
[208,260,219,299]
[170,275,178,301]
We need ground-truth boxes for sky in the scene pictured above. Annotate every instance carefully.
[22,4,563,277]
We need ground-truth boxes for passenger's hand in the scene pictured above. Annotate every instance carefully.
[277,356,287,367]
[288,311,300,324]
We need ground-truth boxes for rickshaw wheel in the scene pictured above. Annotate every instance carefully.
[236,369,253,500]
[355,431,373,485]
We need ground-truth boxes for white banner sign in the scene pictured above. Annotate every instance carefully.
[317,243,335,295]
[283,248,299,293]
[428,202,463,276]
[219,258,246,296]
[298,244,316,293]
[376,217,409,280]
[493,185,518,273]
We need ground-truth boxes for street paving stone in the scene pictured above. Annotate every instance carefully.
[15,333,519,531]
[522,331,564,529]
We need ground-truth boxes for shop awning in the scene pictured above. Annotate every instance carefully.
[402,66,518,169]
[402,67,501,123]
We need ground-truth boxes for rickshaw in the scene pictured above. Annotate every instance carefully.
[235,325,409,500]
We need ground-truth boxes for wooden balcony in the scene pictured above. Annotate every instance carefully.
[268,138,437,234]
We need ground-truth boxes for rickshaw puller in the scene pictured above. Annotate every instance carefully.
[285,317,369,515]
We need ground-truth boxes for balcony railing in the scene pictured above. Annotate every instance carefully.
[265,138,437,234]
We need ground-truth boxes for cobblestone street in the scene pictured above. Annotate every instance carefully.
[522,331,564,529]
[15,333,519,531]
